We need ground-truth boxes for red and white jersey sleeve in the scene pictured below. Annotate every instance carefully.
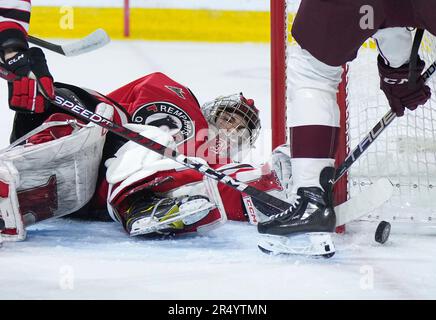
[0,0,31,34]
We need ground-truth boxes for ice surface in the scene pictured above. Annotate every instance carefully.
[0,41,435,299]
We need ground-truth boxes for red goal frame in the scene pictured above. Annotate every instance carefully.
[124,0,130,37]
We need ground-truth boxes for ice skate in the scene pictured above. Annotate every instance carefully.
[125,195,216,236]
[257,167,336,258]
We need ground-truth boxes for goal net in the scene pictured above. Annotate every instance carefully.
[272,0,436,225]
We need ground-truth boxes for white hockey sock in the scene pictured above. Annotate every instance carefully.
[291,158,335,193]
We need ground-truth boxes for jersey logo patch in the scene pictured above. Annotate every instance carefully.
[148,116,179,130]
[165,85,186,99]
[132,101,195,144]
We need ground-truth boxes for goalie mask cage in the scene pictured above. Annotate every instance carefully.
[271,0,436,226]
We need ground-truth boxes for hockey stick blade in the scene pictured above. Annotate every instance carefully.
[335,178,394,227]
[28,29,110,57]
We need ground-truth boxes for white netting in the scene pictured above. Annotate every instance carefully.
[346,34,436,224]
[285,1,436,224]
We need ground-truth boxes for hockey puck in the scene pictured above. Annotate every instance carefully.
[0,218,4,231]
[375,221,391,244]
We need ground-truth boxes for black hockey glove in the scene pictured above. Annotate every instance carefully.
[378,55,431,117]
[0,27,54,113]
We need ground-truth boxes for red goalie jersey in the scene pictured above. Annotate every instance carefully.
[107,72,210,159]
[88,72,283,234]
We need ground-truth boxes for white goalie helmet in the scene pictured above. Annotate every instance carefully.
[201,93,261,160]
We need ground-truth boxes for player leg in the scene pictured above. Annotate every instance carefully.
[256,0,392,256]
[256,44,342,257]
[414,0,436,39]
[257,1,385,256]
[292,0,383,66]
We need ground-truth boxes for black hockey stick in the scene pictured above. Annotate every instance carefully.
[28,29,110,57]
[333,60,436,183]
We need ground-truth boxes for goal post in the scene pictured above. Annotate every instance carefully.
[271,0,287,150]
[124,0,130,37]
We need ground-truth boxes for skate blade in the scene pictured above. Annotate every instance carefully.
[129,203,215,236]
[257,233,335,258]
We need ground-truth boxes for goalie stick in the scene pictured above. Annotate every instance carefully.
[28,29,110,57]
[0,66,391,224]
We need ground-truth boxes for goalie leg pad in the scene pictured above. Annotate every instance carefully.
[0,102,114,241]
[0,161,26,241]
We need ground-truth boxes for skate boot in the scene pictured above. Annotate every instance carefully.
[125,194,215,237]
[257,167,336,258]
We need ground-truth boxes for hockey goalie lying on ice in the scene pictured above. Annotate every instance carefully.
[0,72,287,242]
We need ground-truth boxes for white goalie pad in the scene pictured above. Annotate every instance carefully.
[0,161,24,241]
[106,132,228,233]
[0,103,114,241]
